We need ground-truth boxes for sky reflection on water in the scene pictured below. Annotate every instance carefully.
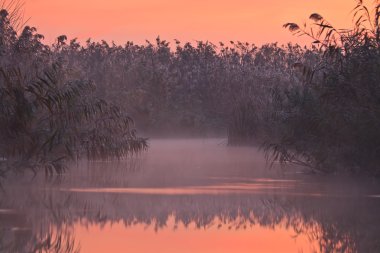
[1,139,380,253]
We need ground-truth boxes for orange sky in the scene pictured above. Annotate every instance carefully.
[23,0,356,46]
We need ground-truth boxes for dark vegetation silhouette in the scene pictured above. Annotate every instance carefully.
[0,0,380,175]
[0,1,147,177]
[54,37,300,137]
[261,0,380,174]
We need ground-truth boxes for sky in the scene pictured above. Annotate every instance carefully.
[22,0,356,46]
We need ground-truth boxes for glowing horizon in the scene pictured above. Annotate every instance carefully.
[22,0,357,46]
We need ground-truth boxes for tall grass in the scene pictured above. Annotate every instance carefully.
[0,7,147,177]
[53,38,306,135]
[1,0,378,175]
[258,0,380,174]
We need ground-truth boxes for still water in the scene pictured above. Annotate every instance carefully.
[1,139,380,253]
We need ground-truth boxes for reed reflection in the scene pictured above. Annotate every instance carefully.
[1,177,380,253]
[0,210,79,253]
[1,140,380,253]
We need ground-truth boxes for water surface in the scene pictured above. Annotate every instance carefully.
[1,139,380,253]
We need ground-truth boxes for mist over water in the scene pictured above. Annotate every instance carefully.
[1,139,380,253]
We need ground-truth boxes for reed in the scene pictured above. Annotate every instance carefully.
[1,0,379,175]
[260,0,380,174]
[0,8,147,177]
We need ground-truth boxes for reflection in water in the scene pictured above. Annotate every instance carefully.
[74,216,319,253]
[0,210,79,253]
[1,139,380,253]
[63,181,296,195]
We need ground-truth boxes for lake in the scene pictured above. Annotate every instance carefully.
[1,139,380,253]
